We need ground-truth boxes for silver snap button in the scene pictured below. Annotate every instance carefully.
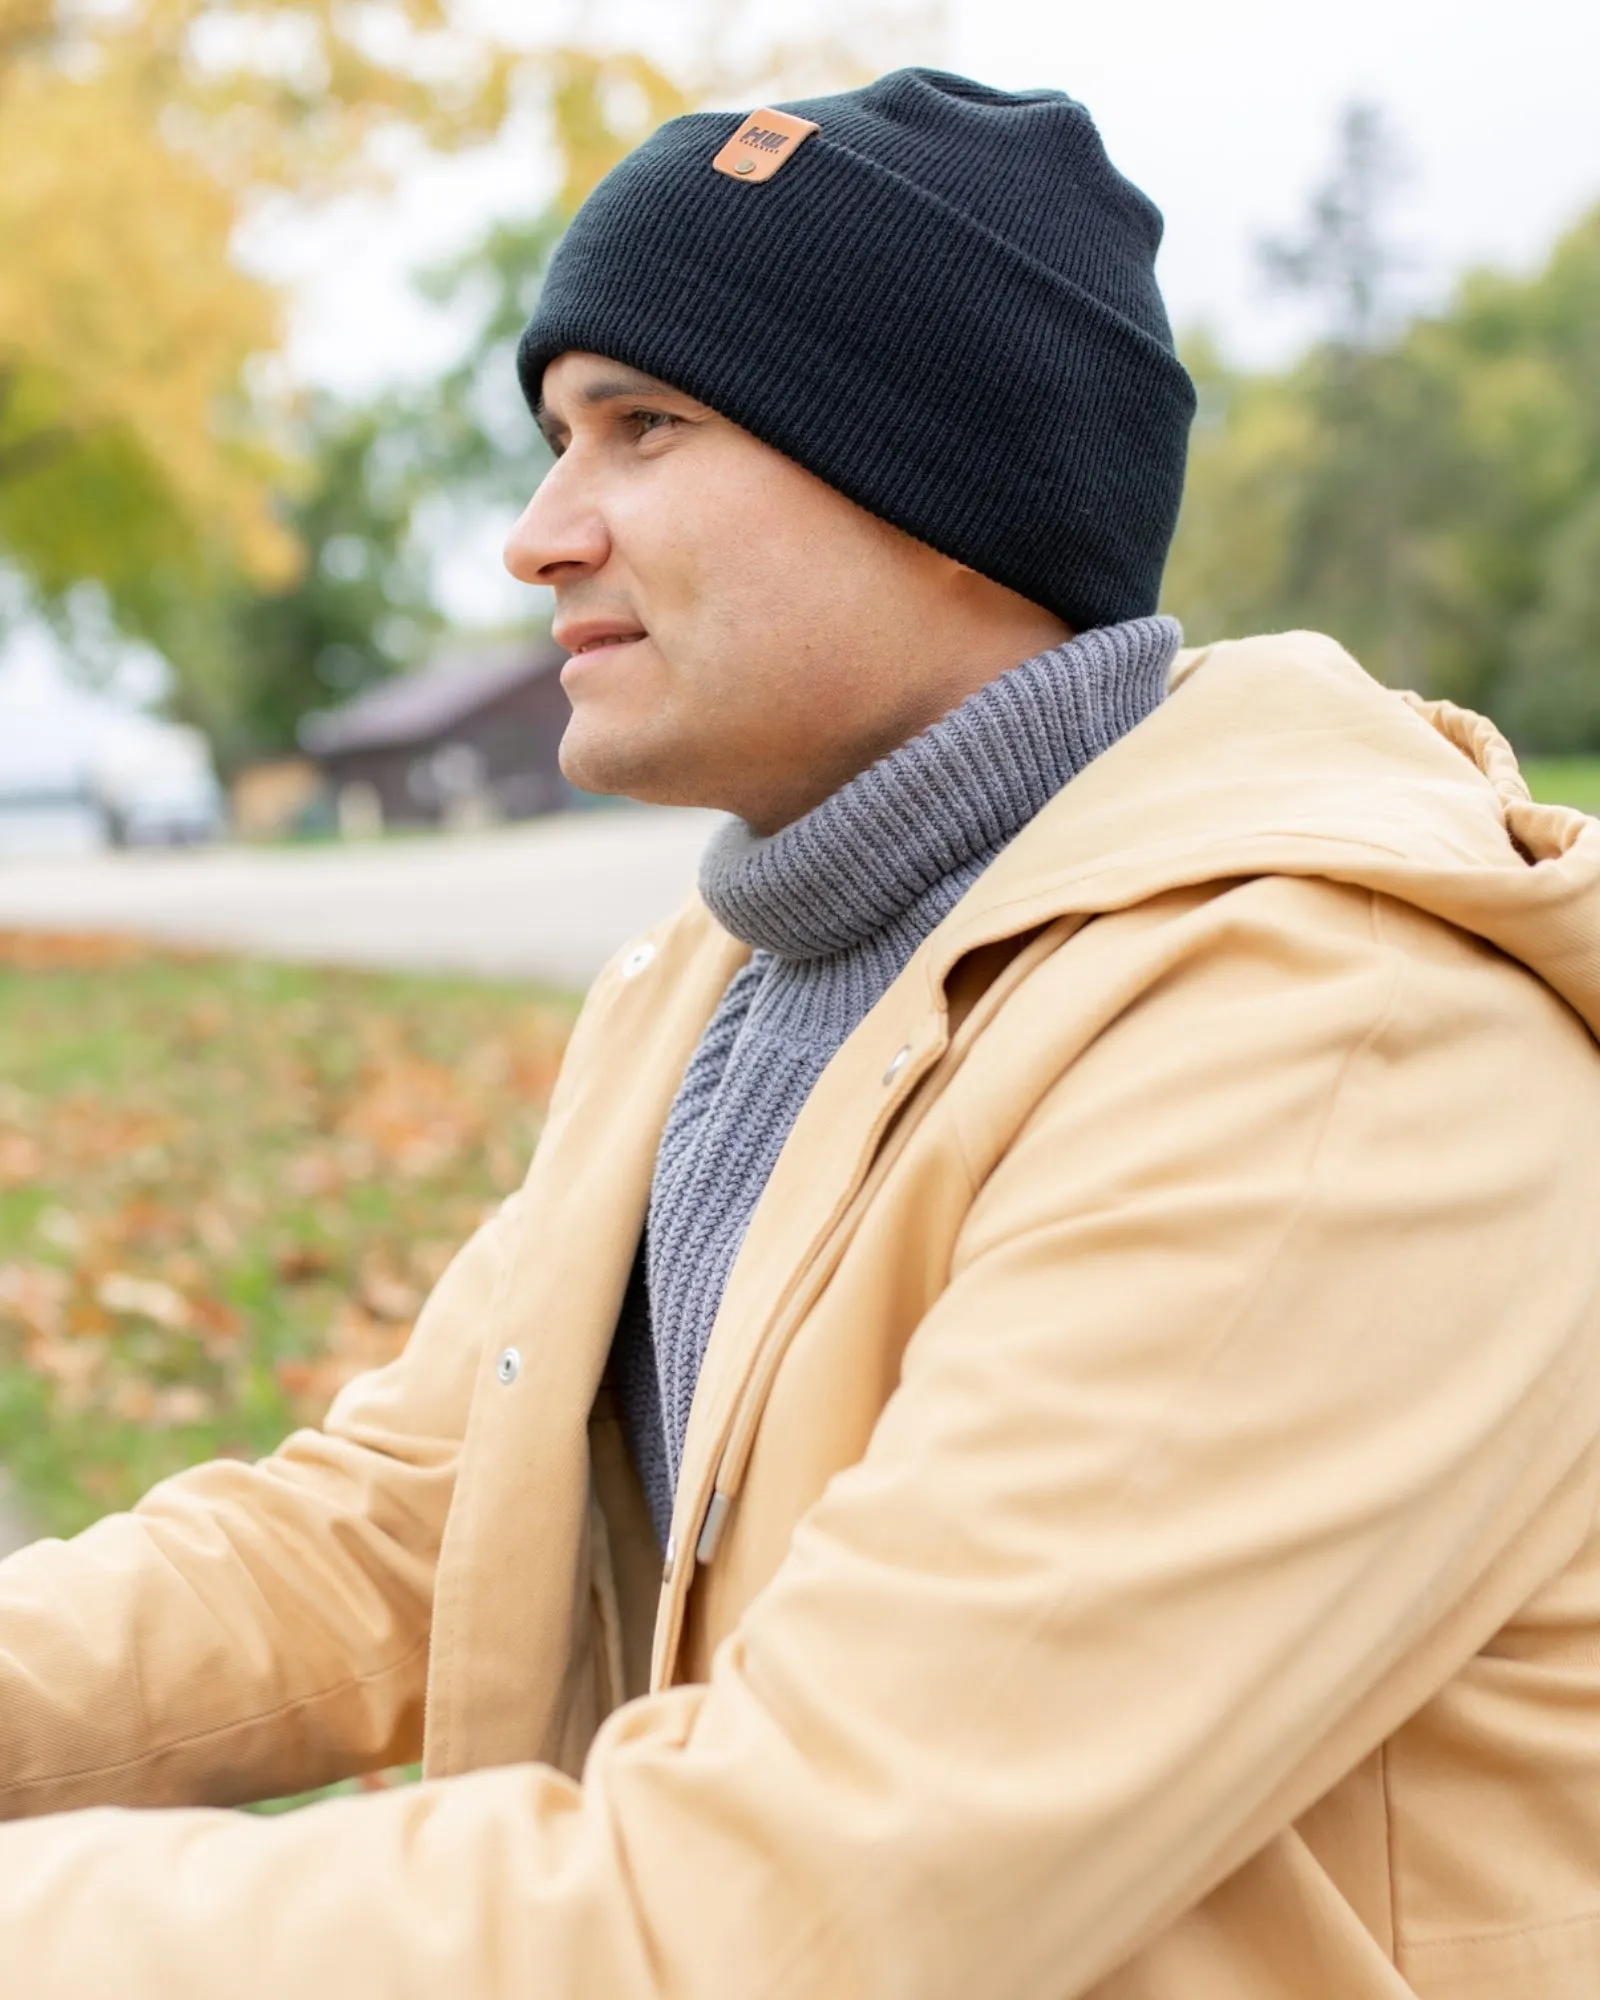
[495,1346,521,1385]
[621,942,657,979]
[882,1044,911,1087]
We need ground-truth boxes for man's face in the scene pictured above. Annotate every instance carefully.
[504,352,994,834]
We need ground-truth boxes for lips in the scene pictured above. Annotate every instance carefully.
[573,633,645,655]
[554,620,648,656]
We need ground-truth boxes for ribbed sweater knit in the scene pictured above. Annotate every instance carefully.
[612,614,1182,1548]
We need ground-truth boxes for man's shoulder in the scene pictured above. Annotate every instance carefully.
[930,625,1600,1056]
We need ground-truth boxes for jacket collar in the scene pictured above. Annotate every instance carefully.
[908,632,1600,1039]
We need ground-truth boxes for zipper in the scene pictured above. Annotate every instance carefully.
[651,913,1084,1686]
[649,1020,946,1686]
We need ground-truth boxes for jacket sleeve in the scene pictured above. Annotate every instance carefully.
[0,883,1597,1997]
[0,1190,520,1820]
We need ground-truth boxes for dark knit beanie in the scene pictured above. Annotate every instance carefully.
[517,68,1195,633]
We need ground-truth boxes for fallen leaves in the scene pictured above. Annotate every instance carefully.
[275,1302,410,1409]
[357,1260,423,1324]
[0,1261,69,1340]
[273,1242,334,1285]
[106,1379,216,1430]
[0,1132,43,1186]
[96,1272,191,1330]
[0,940,576,1534]
[0,932,171,973]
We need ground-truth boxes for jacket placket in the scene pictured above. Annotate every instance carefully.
[651,912,1086,1689]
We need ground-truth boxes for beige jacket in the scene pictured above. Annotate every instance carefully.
[2,633,1600,1998]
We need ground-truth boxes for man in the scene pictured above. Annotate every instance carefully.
[1,65,1599,1999]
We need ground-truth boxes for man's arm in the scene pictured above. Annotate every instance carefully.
[0,1190,520,1819]
[0,884,1596,1995]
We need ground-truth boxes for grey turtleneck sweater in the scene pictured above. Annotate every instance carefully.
[612,614,1182,1547]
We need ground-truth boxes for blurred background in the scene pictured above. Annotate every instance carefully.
[0,0,1597,1569]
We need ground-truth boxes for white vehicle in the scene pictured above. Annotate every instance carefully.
[0,652,223,856]
[87,722,224,847]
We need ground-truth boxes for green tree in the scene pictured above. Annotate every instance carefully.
[1165,109,1600,750]
[1163,105,1413,669]
[184,396,444,766]
[1445,210,1600,743]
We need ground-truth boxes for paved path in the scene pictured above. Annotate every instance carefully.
[0,808,723,991]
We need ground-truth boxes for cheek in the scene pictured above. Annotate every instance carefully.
[608,467,726,615]
[607,474,784,671]
[605,442,912,736]
[678,481,853,654]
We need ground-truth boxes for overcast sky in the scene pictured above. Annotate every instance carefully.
[276,0,1600,395]
[954,0,1598,360]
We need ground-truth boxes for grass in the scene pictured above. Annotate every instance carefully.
[1521,758,1600,818]
[0,931,576,1540]
[0,931,578,1811]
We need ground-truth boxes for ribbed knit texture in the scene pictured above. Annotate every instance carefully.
[613,615,1182,1545]
[518,68,1195,634]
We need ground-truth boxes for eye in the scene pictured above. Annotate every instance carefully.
[625,407,680,441]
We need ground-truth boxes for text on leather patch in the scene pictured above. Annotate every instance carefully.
[712,109,821,184]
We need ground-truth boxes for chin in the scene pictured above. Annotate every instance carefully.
[558,720,691,808]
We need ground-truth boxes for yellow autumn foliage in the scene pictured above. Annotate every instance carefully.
[0,46,290,581]
[546,50,694,219]
[0,0,515,593]
[0,0,943,648]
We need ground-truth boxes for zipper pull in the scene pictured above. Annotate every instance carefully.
[695,1489,733,1565]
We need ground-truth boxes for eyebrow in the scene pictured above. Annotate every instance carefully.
[534,368,687,445]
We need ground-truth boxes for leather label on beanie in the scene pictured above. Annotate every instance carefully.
[712,109,820,184]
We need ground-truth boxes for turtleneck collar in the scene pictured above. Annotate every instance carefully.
[697,614,1180,961]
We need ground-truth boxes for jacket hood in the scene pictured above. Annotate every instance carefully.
[917,631,1600,1044]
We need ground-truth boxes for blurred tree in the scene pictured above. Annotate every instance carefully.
[1259,102,1412,350]
[167,394,444,767]
[1442,208,1600,739]
[0,0,515,628]
[1165,107,1600,750]
[1257,101,1425,689]
[409,210,569,519]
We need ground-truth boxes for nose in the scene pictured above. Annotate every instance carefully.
[503,457,610,586]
